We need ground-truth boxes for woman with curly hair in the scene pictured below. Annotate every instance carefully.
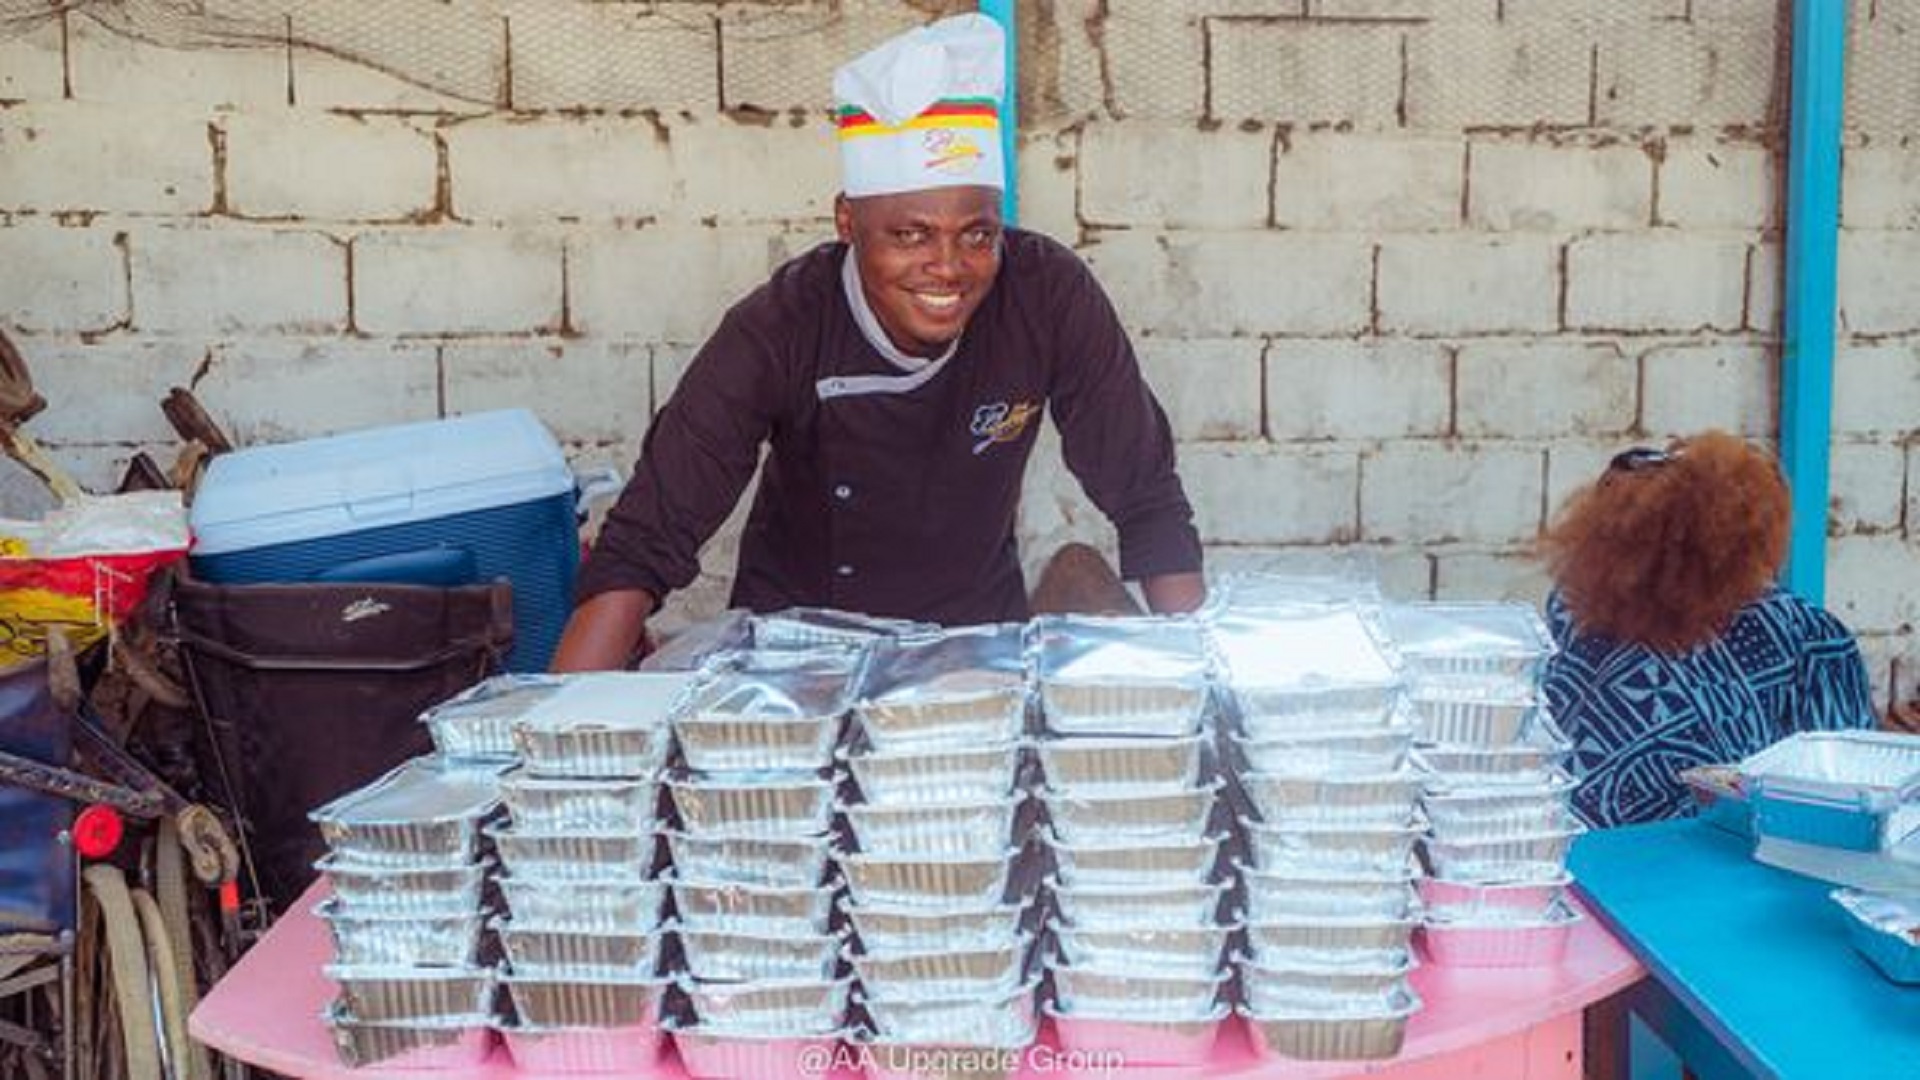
[1539,430,1874,828]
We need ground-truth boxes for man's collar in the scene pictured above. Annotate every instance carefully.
[840,247,962,373]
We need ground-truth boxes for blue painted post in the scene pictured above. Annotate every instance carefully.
[979,0,1019,224]
[1780,0,1849,601]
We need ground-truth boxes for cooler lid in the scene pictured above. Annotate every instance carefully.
[190,409,574,557]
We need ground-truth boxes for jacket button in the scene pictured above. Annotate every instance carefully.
[833,484,852,500]
[836,564,855,578]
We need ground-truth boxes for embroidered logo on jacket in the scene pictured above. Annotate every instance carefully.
[970,401,1040,455]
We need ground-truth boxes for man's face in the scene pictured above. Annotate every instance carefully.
[835,186,1004,357]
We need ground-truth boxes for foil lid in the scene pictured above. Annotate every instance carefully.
[860,624,1029,703]
[1833,888,1920,939]
[1214,566,1385,614]
[753,607,936,648]
[1031,615,1211,685]
[681,670,855,723]
[640,609,754,672]
[518,671,701,732]
[1382,602,1556,660]
[420,673,566,727]
[310,757,504,827]
[1211,608,1402,689]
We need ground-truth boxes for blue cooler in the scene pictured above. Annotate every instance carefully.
[189,409,588,671]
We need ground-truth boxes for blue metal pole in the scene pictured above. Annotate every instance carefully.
[1780,0,1849,601]
[979,0,1019,224]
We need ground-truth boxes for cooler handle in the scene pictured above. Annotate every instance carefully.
[573,466,624,517]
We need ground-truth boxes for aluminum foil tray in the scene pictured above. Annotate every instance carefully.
[1410,687,1543,748]
[1045,1002,1226,1068]
[325,964,494,1024]
[1040,684,1208,738]
[848,932,1031,1001]
[1244,817,1427,876]
[1049,878,1227,930]
[317,856,490,917]
[677,975,852,1033]
[310,758,504,868]
[840,897,1027,953]
[1031,615,1210,683]
[857,688,1028,753]
[857,625,1030,750]
[1044,780,1220,844]
[1742,732,1920,851]
[1048,958,1226,1018]
[1382,602,1554,688]
[1417,872,1569,924]
[664,1019,848,1080]
[664,830,832,888]
[1422,822,1586,882]
[1051,918,1235,978]
[1034,735,1205,794]
[1242,770,1423,828]
[859,981,1038,1046]
[513,671,698,777]
[673,668,850,774]
[1233,723,1417,776]
[668,776,835,838]
[1681,764,1753,838]
[1832,889,1920,984]
[1044,831,1223,887]
[499,1020,665,1073]
[1240,953,1417,1013]
[324,1003,494,1070]
[500,772,658,833]
[841,740,1023,805]
[1216,567,1382,611]
[1239,862,1419,921]
[752,606,930,649]
[317,899,486,968]
[485,822,654,881]
[1247,915,1417,967]
[1212,610,1403,730]
[1234,685,1405,736]
[502,971,667,1028]
[1240,989,1423,1061]
[494,917,660,976]
[499,875,664,932]
[1420,899,1582,967]
[673,922,845,982]
[837,848,1017,909]
[422,673,565,761]
[1424,788,1579,844]
[667,872,837,935]
[842,794,1026,858]
[1413,718,1570,787]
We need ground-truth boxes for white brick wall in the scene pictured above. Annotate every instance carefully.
[1839,232,1920,334]
[131,226,348,334]
[1361,444,1544,545]
[1834,343,1920,437]
[1828,441,1907,535]
[1661,143,1777,230]
[1456,342,1635,438]
[1209,21,1406,128]
[1083,231,1372,337]
[352,228,563,335]
[1079,124,1271,230]
[1137,339,1264,442]
[1266,340,1452,441]
[1640,343,1776,438]
[1273,135,1463,231]
[445,117,674,223]
[197,340,441,443]
[1468,141,1651,232]
[1181,446,1360,545]
[0,103,214,215]
[442,342,651,444]
[1565,234,1749,333]
[226,113,439,223]
[1378,236,1560,335]
[0,225,127,333]
[567,227,782,343]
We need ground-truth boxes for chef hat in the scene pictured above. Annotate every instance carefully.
[832,14,1006,198]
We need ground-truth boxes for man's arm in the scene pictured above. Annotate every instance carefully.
[1142,571,1205,615]
[550,589,658,672]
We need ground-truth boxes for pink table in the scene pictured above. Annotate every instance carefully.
[191,882,1643,1080]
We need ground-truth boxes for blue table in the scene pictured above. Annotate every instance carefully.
[1570,818,1920,1080]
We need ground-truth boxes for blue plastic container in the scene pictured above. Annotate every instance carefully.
[189,410,582,672]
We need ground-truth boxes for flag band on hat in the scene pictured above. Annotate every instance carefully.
[835,97,1000,141]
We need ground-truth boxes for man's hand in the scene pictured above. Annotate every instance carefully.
[550,589,657,672]
[1142,571,1206,615]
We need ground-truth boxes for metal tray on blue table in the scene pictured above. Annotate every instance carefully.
[1739,732,1920,852]
[1831,889,1920,984]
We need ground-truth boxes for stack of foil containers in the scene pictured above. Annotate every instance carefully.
[1030,615,1230,1069]
[662,645,861,1077]
[1213,603,1425,1063]
[835,624,1043,1073]
[1388,603,1585,968]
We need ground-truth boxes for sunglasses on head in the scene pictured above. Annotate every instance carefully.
[1608,446,1676,473]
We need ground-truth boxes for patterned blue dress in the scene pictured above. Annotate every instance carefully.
[1542,587,1874,829]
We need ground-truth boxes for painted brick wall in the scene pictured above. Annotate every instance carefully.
[0,0,1914,712]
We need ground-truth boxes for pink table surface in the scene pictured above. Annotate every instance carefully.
[190,881,1644,1080]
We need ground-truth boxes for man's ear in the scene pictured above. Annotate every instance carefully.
[833,195,854,244]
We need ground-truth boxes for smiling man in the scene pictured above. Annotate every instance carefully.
[553,14,1202,670]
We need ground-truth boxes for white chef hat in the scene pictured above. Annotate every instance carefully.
[832,14,1006,198]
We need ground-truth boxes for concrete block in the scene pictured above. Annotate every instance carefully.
[131,226,347,334]
[1265,340,1451,440]
[68,14,286,108]
[1565,234,1748,333]
[1137,339,1264,442]
[442,341,651,444]
[1829,441,1907,535]
[1500,0,1682,17]
[1828,536,1920,635]
[197,340,440,443]
[1015,129,1082,245]
[1209,20,1405,127]
[1857,631,1909,717]
[1272,135,1463,231]
[1433,549,1552,605]
[16,336,191,444]
[1639,343,1775,438]
[1834,343,1920,437]
[510,4,718,111]
[1021,0,1108,123]
[1082,231,1373,337]
[568,227,783,343]
[0,18,64,101]
[1202,543,1436,604]
[1844,8,1920,138]
[289,5,504,110]
[1405,23,1592,130]
[1595,22,1777,128]
[1844,147,1920,228]
[0,103,214,215]
[446,116,674,223]
[1179,445,1361,545]
[1660,142,1777,229]
[1746,241,1779,333]
[1377,235,1559,335]
[226,111,438,222]
[1839,232,1920,335]
[1457,342,1635,438]
[0,225,127,333]
[1310,0,1491,17]
[353,228,562,335]
[1103,7,1207,120]
[1360,443,1544,544]
[1544,440,1621,518]
[719,2,921,113]
[1079,123,1271,230]
[1467,141,1651,231]
[671,119,839,224]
